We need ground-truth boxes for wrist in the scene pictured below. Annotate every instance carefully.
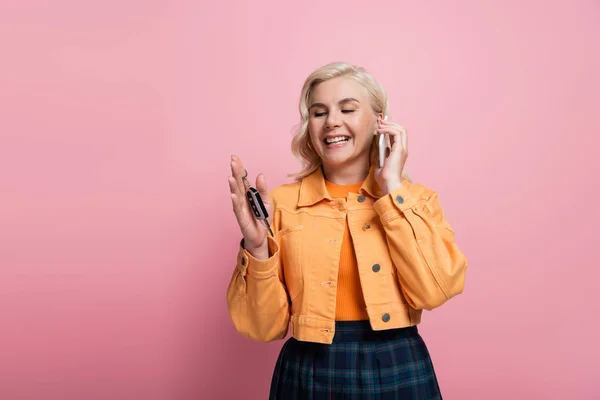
[244,241,269,261]
[383,179,404,195]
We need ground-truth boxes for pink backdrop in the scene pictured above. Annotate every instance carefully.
[1,1,599,399]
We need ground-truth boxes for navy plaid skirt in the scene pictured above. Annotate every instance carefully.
[269,321,442,400]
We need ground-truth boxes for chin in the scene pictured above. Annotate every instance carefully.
[321,154,356,168]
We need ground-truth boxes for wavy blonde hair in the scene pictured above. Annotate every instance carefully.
[290,61,409,182]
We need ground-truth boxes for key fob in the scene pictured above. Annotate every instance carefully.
[246,187,268,220]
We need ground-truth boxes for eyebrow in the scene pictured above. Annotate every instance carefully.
[309,97,360,110]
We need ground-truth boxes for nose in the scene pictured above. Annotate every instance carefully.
[325,112,342,130]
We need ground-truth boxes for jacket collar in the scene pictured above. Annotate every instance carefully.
[297,165,384,207]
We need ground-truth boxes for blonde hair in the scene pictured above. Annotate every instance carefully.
[289,61,409,182]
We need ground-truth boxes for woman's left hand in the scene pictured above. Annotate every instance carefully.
[374,117,408,195]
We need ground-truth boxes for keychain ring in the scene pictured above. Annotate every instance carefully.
[241,169,251,190]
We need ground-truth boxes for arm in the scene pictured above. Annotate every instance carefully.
[226,156,290,342]
[373,184,468,311]
[226,215,290,343]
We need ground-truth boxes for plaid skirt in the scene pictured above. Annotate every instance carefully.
[269,321,442,400]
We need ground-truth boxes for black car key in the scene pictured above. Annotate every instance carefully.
[243,170,274,236]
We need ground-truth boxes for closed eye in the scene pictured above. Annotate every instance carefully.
[313,110,354,117]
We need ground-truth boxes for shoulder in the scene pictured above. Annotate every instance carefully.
[268,181,302,208]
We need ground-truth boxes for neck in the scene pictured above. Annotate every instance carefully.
[321,158,370,185]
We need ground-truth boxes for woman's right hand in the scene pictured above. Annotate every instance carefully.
[228,155,273,260]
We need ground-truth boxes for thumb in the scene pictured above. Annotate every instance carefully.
[256,173,270,200]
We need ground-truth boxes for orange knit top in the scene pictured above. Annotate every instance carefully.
[324,180,370,321]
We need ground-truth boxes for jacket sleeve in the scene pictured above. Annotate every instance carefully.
[226,211,290,343]
[373,183,468,311]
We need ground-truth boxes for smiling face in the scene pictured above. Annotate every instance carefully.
[307,76,381,171]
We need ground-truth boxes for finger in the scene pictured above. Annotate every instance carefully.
[255,173,270,201]
[230,156,247,195]
[377,121,403,129]
[377,126,407,140]
[376,127,402,141]
[388,125,408,153]
[230,192,245,221]
[256,174,272,210]
[377,128,405,154]
[378,119,396,127]
[231,192,255,234]
[228,176,244,199]
[229,179,250,215]
[378,121,405,134]
[234,156,252,192]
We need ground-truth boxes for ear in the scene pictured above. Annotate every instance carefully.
[374,113,384,131]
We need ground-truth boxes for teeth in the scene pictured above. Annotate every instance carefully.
[325,137,349,144]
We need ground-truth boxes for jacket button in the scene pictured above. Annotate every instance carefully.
[396,195,404,204]
[382,313,391,322]
[358,195,366,202]
[372,264,381,272]
[241,257,246,266]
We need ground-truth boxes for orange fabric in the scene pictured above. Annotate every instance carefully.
[324,180,369,321]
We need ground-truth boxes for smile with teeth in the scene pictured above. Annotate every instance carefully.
[324,136,350,145]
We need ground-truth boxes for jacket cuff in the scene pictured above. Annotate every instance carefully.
[237,236,280,279]
[373,184,419,222]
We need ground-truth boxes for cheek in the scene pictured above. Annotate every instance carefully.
[350,117,375,140]
[308,121,321,140]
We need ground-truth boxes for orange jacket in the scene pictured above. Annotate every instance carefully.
[227,166,467,344]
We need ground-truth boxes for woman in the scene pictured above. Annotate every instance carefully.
[227,61,467,399]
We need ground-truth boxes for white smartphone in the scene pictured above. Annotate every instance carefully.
[378,115,389,168]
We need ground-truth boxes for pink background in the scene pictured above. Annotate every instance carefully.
[1,1,599,399]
